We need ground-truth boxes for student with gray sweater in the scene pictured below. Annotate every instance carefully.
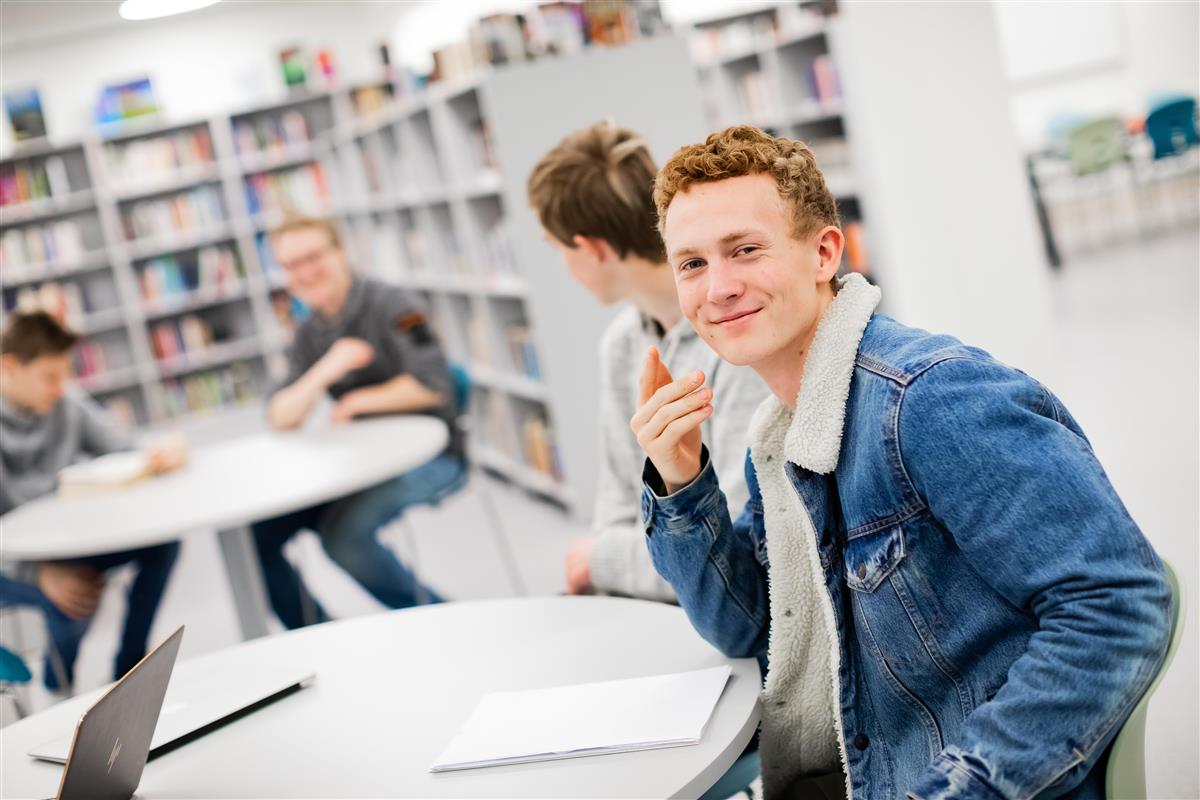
[0,312,185,690]
[527,122,768,600]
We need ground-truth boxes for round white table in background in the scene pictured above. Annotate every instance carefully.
[0,416,449,639]
[0,596,762,799]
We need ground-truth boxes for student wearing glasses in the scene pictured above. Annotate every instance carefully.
[253,217,464,628]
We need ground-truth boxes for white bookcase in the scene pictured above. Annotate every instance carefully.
[1,35,708,517]
[688,1,875,280]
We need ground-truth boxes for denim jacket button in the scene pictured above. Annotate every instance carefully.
[853,733,870,751]
[640,494,653,526]
[856,563,867,580]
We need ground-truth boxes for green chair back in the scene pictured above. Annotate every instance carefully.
[1066,117,1127,176]
[1106,558,1186,799]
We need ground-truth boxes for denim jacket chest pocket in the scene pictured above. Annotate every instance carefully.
[845,524,906,593]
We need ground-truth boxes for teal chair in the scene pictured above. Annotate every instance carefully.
[1106,559,1186,799]
[1144,97,1198,160]
[395,363,527,603]
[700,749,760,800]
[0,644,32,720]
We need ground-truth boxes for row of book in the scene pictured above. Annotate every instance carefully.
[505,324,541,380]
[0,219,88,272]
[521,411,564,480]
[256,234,284,283]
[430,1,666,85]
[482,221,518,277]
[139,246,242,301]
[1,155,74,207]
[689,4,827,65]
[122,186,225,241]
[76,341,113,381]
[160,363,258,419]
[474,391,562,481]
[350,84,395,117]
[6,280,91,323]
[149,314,217,361]
[244,163,330,217]
[807,55,841,107]
[104,128,215,183]
[233,110,311,157]
[732,58,841,121]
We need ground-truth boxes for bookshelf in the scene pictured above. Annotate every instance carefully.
[324,75,573,507]
[688,1,874,280]
[1,34,711,516]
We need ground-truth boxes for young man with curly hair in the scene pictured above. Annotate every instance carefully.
[632,125,1172,799]
[527,121,768,600]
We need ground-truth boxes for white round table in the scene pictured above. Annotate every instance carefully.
[0,596,762,799]
[0,416,449,639]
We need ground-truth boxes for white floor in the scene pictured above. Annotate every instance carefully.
[3,228,1197,798]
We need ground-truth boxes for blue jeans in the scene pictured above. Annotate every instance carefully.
[2,543,180,690]
[252,453,465,629]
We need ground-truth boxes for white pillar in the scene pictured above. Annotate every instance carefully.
[832,2,1057,377]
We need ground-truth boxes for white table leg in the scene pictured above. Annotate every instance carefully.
[216,526,272,640]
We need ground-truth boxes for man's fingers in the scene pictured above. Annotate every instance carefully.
[642,386,712,443]
[632,368,708,433]
[655,354,673,391]
[659,403,713,444]
[638,347,662,406]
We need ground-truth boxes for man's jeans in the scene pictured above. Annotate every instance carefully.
[252,452,465,629]
[4,542,181,690]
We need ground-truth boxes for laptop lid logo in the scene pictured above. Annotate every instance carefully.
[107,738,122,774]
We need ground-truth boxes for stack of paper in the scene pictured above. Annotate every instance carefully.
[431,665,732,772]
[58,452,151,497]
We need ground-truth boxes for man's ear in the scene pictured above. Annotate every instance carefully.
[814,225,845,284]
[572,234,614,264]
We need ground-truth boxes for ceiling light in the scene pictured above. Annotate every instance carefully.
[119,0,221,21]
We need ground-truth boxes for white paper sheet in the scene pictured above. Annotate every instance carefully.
[431,665,732,772]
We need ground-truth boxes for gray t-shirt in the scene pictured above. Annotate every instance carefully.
[0,389,133,516]
[279,276,462,455]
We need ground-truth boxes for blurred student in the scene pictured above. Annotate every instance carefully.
[634,125,1172,798]
[527,121,768,600]
[254,217,463,628]
[0,311,185,690]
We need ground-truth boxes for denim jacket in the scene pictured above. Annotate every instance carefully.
[641,275,1172,799]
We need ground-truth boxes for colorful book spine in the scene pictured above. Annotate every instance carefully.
[105,128,215,182]
[122,186,225,241]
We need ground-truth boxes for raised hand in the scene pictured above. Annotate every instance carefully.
[630,347,711,494]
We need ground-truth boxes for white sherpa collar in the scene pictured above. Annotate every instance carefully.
[786,273,881,474]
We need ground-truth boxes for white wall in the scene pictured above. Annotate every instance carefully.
[833,2,1057,378]
[0,2,417,152]
[994,0,1200,147]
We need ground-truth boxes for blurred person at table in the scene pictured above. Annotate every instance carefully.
[253,216,464,628]
[0,311,185,691]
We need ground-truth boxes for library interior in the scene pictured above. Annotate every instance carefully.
[0,1,1196,799]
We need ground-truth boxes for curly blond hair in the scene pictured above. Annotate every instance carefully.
[653,125,840,240]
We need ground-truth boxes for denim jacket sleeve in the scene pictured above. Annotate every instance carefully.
[899,357,1172,800]
[640,447,770,659]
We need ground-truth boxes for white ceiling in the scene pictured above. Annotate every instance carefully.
[2,1,141,50]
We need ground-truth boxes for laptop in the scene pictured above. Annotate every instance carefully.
[49,625,184,800]
[32,627,315,800]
